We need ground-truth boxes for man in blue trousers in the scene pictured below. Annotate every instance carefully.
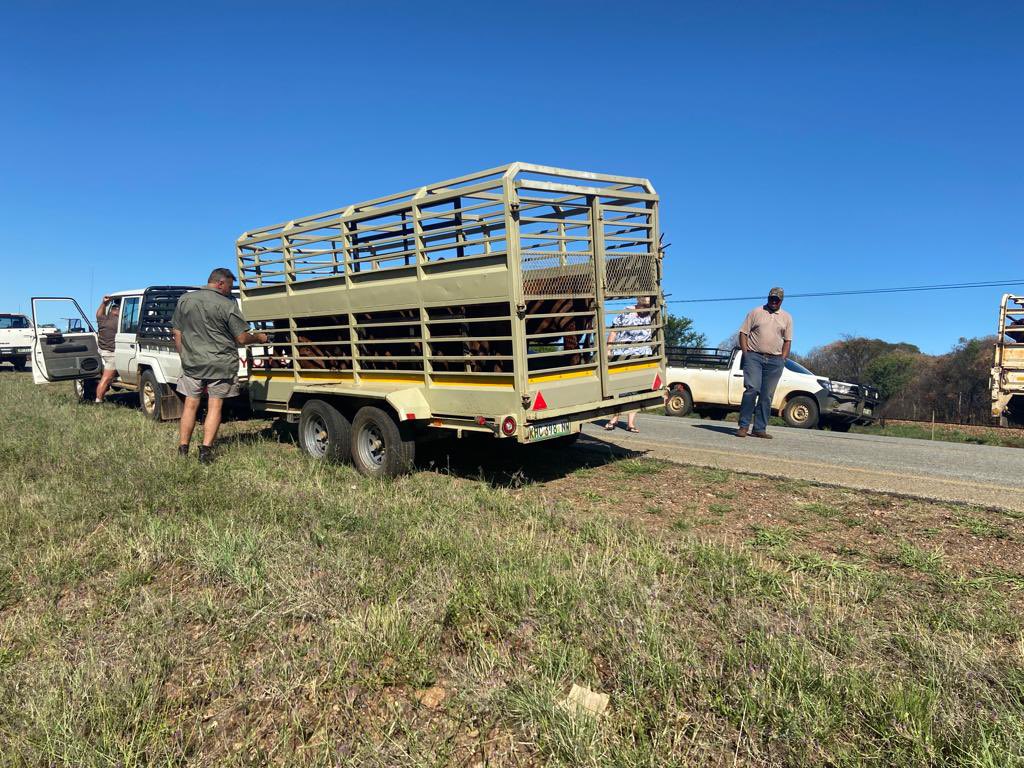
[736,287,793,439]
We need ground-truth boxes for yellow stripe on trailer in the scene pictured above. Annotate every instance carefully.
[528,369,596,384]
[433,375,514,388]
[257,372,355,384]
[609,361,660,375]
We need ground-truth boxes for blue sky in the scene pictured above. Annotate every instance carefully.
[1,1,1020,355]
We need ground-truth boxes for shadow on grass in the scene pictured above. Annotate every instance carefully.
[208,417,648,486]
[417,433,646,487]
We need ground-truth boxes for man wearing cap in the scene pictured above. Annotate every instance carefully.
[172,267,268,464]
[736,287,793,438]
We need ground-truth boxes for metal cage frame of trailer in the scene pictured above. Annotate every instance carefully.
[992,293,1024,425]
[236,162,666,436]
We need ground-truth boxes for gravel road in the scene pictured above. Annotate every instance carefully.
[580,414,1024,512]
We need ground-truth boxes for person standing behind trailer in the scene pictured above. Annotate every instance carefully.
[172,268,268,464]
[604,296,654,433]
[736,287,793,439]
[94,296,120,404]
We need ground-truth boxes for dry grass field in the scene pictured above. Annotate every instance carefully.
[1,372,1022,766]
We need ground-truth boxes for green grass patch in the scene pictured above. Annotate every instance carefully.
[955,515,1010,539]
[1,375,1022,766]
[852,422,1024,449]
[614,458,670,477]
[891,541,947,576]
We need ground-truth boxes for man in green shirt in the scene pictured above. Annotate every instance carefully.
[171,267,268,464]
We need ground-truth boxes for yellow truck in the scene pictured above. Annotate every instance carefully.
[992,293,1024,427]
[236,163,667,476]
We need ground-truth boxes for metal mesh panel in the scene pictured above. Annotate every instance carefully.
[600,202,656,298]
[518,201,596,298]
[604,251,657,296]
[521,252,595,297]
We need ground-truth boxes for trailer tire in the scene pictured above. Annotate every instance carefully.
[12,358,27,372]
[829,421,852,433]
[351,406,415,478]
[299,399,351,464]
[704,407,729,421]
[75,378,98,402]
[664,386,693,417]
[139,369,163,420]
[783,395,819,428]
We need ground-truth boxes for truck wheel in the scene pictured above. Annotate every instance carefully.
[75,378,98,402]
[139,370,164,420]
[12,358,26,372]
[299,399,351,464]
[704,408,729,421]
[783,395,819,429]
[830,421,852,433]
[351,406,415,477]
[664,386,693,417]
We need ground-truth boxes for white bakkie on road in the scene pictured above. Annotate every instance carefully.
[30,288,253,420]
[663,347,880,430]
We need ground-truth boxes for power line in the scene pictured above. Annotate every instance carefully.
[666,279,1024,304]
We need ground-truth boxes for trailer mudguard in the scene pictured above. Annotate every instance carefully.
[386,388,432,422]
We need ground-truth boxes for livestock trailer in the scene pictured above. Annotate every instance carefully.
[236,163,666,475]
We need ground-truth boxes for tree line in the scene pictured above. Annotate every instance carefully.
[797,335,995,424]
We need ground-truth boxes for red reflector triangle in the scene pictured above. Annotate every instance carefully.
[653,373,662,390]
[532,391,548,410]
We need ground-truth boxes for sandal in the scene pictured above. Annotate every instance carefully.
[604,423,617,431]
[627,427,640,433]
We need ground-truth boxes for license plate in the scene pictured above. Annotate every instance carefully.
[526,419,571,442]
[864,407,872,415]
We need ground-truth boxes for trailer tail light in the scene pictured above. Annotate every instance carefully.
[532,391,548,410]
[475,416,487,426]
[501,416,517,436]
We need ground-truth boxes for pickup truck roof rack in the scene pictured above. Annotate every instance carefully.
[666,346,734,369]
[138,286,196,342]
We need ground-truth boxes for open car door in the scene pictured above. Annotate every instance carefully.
[30,297,102,384]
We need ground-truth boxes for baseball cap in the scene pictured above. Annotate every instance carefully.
[768,287,784,300]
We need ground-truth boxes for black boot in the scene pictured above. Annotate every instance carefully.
[199,445,214,465]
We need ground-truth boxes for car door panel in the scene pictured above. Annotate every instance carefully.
[31,297,101,383]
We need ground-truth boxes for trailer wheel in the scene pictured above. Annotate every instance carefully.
[299,399,351,464]
[74,378,98,402]
[139,369,163,420]
[351,406,415,477]
[830,421,852,433]
[783,395,819,428]
[664,386,693,417]
[12,358,27,372]
[704,408,729,421]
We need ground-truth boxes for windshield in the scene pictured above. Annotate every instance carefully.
[785,359,814,376]
[0,315,30,329]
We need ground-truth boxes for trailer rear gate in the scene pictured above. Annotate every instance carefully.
[236,163,664,429]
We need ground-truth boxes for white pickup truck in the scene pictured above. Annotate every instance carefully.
[31,288,253,420]
[664,347,879,430]
[0,313,35,371]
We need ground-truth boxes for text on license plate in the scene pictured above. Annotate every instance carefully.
[526,419,571,442]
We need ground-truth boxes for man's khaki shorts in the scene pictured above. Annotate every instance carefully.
[100,350,116,372]
[176,374,239,399]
